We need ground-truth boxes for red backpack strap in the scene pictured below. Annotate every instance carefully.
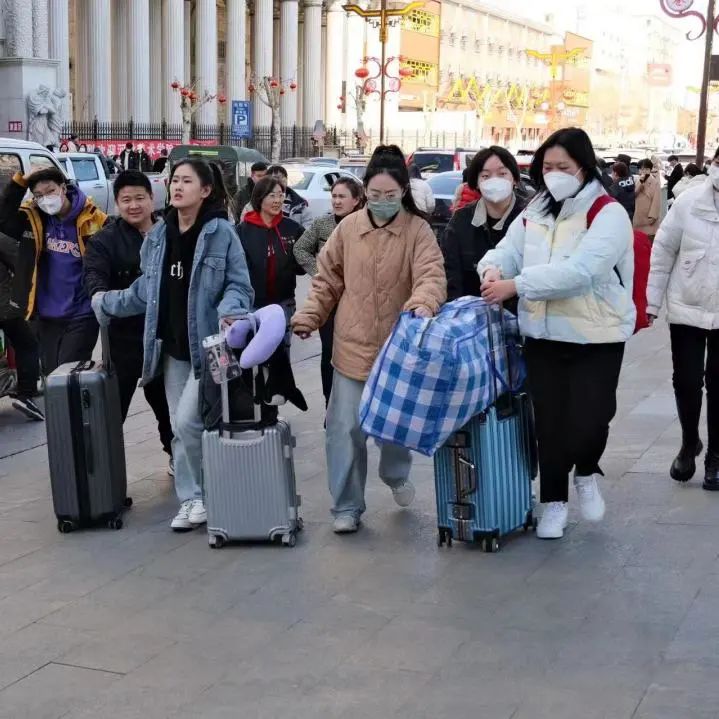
[586,195,617,228]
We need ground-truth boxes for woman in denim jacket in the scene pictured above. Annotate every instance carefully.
[92,159,254,531]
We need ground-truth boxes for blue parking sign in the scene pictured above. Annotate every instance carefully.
[231,100,252,139]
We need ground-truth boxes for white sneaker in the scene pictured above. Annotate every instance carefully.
[536,502,569,539]
[391,480,416,507]
[333,515,359,533]
[574,474,606,522]
[170,500,194,530]
[188,499,207,526]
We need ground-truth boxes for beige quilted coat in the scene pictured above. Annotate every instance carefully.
[292,208,447,381]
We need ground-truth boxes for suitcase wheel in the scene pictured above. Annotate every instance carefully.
[124,497,133,508]
[437,529,452,547]
[209,535,226,549]
[281,533,297,547]
[107,517,123,530]
[57,520,76,534]
[481,537,500,554]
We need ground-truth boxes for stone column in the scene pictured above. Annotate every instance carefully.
[302,0,323,127]
[5,0,34,57]
[49,0,71,119]
[73,0,88,119]
[297,15,304,123]
[273,2,280,78]
[32,0,49,58]
[112,0,129,121]
[162,0,184,124]
[149,0,162,122]
[128,0,150,122]
[252,0,273,127]
[184,0,192,86]
[195,0,218,124]
[279,0,299,128]
[87,0,111,120]
[225,0,247,122]
[324,1,345,129]
[344,1,365,131]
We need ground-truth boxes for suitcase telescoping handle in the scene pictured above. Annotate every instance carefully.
[99,324,114,376]
[485,302,514,405]
[219,315,261,426]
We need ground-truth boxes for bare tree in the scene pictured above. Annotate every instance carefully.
[171,80,226,144]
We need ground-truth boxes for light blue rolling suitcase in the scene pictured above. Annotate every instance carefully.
[433,392,535,552]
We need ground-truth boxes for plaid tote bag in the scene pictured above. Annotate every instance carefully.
[359,297,523,456]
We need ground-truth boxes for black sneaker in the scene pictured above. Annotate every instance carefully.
[12,397,45,422]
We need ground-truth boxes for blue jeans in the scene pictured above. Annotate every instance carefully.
[326,371,412,519]
[163,355,204,502]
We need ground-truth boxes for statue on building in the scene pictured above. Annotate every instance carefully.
[26,85,65,147]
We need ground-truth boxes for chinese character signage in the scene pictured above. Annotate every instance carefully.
[231,101,252,139]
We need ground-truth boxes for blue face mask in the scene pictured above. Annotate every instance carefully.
[368,198,402,220]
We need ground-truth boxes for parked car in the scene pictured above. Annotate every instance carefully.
[514,149,534,171]
[0,138,65,191]
[56,152,167,215]
[283,164,358,221]
[406,147,482,177]
[426,170,536,239]
[339,156,370,180]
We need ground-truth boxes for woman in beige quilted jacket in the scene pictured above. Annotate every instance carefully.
[292,145,447,534]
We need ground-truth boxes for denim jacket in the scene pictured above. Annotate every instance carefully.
[101,216,254,383]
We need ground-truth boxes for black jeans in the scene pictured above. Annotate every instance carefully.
[0,317,40,398]
[37,315,99,375]
[319,310,335,406]
[669,323,719,455]
[114,338,174,456]
[525,338,625,503]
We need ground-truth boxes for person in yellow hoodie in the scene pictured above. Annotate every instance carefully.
[0,168,107,374]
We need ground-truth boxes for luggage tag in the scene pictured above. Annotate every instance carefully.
[202,333,242,385]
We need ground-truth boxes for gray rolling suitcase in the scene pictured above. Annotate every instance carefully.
[202,367,302,548]
[45,326,131,532]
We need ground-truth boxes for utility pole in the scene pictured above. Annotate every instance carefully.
[696,0,716,165]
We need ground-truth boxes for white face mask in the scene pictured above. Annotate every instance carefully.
[543,170,582,202]
[36,195,64,215]
[479,177,513,204]
[709,165,719,190]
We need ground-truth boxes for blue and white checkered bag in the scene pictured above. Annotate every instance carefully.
[359,297,524,457]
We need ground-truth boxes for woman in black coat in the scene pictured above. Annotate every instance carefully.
[441,146,525,301]
[237,176,305,347]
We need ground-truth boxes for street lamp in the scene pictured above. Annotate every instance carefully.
[343,0,424,143]
[659,0,717,164]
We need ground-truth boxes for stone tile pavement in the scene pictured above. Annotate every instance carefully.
[1,282,719,717]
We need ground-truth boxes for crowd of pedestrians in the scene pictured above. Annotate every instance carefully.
[1,127,718,543]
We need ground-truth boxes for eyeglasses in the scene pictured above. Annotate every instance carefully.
[367,191,401,202]
[267,192,286,200]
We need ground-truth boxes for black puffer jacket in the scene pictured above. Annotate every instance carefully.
[83,217,147,340]
[608,178,636,220]
[440,197,524,301]
[237,212,305,308]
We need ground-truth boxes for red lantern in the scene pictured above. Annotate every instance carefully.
[289,81,297,90]
[189,92,197,102]
[336,103,343,109]
[399,67,413,78]
[171,80,181,90]
[280,88,285,95]
[248,83,256,93]
[355,67,369,79]
[364,86,372,95]
[180,88,190,97]
[217,94,227,104]
[270,78,279,88]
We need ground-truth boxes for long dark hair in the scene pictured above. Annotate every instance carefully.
[529,127,598,217]
[170,157,229,211]
[364,144,423,217]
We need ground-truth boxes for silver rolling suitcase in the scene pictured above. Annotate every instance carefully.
[202,366,302,548]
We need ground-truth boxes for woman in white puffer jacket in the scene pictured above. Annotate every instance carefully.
[408,163,435,215]
[647,153,719,491]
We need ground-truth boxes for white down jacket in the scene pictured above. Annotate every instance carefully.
[647,177,719,329]
[478,179,635,344]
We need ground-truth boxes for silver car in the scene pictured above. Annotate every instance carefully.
[284,164,358,222]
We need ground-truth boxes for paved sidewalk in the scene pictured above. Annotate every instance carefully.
[1,290,719,718]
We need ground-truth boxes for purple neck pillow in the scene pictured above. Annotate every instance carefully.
[226,304,287,369]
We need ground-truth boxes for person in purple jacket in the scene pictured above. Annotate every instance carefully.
[0,168,107,374]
